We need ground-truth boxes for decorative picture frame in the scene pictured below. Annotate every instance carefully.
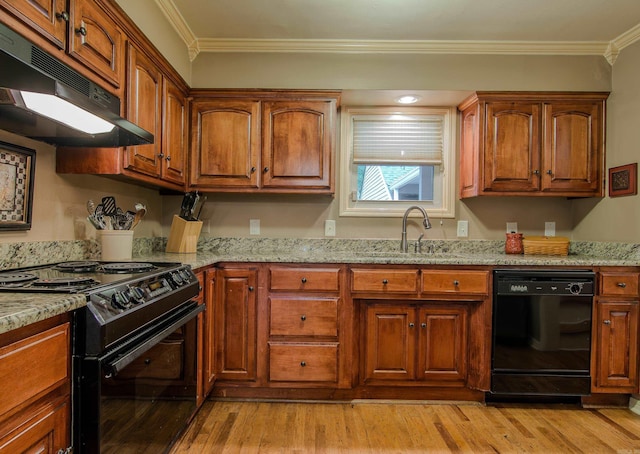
[609,163,638,198]
[0,141,36,230]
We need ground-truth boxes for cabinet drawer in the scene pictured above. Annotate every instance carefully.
[600,272,640,297]
[351,269,419,293]
[0,324,69,418]
[270,297,338,337]
[270,267,340,292]
[269,343,338,382]
[422,270,489,295]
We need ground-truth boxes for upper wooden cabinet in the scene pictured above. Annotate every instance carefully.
[0,0,125,94]
[190,90,340,194]
[458,92,609,198]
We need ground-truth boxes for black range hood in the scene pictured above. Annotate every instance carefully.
[0,22,153,147]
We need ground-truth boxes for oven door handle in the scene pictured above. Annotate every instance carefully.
[104,303,204,378]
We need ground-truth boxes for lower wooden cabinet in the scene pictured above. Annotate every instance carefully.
[363,303,468,385]
[0,318,71,454]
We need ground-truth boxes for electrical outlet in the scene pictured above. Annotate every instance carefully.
[324,220,336,237]
[249,219,260,235]
[506,222,518,233]
[457,220,469,238]
[544,221,556,237]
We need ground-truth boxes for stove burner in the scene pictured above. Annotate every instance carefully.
[54,261,100,273]
[101,262,155,274]
[32,277,98,287]
[0,273,38,285]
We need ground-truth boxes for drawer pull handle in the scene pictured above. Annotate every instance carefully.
[421,323,427,328]
[301,315,306,321]
[382,279,389,284]
[617,282,627,288]
[603,319,611,325]
[409,322,415,328]
[453,280,460,286]
[301,277,307,283]
[300,361,306,367]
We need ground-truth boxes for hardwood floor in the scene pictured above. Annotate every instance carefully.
[171,400,640,453]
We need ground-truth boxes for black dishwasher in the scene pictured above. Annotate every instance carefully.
[491,269,595,398]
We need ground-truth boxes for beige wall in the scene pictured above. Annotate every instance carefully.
[0,130,164,244]
[572,40,640,242]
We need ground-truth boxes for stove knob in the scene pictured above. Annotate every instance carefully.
[111,291,131,310]
[569,283,583,295]
[179,269,192,281]
[128,286,146,304]
[170,271,184,286]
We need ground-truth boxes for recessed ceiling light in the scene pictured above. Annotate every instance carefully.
[395,95,420,104]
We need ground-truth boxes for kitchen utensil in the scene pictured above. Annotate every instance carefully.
[131,203,147,229]
[194,195,207,220]
[179,192,195,220]
[101,196,117,216]
[86,199,96,215]
[188,192,200,220]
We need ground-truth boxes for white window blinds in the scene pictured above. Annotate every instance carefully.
[352,115,444,165]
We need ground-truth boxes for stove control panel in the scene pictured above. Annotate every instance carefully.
[88,265,198,320]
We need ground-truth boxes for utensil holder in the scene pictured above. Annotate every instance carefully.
[166,215,203,253]
[100,230,134,261]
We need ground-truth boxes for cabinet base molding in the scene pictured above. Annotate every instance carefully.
[581,393,631,408]
[209,386,485,402]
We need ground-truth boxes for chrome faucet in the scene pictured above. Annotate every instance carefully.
[401,206,432,252]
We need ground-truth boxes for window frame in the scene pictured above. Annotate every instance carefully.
[339,105,457,218]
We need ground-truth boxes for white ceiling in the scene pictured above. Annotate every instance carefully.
[156,0,640,64]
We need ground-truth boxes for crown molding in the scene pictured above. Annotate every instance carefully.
[155,0,640,65]
[195,38,609,57]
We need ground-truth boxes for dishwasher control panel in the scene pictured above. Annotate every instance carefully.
[494,270,595,296]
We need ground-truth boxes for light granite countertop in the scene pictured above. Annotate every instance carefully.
[1,238,639,335]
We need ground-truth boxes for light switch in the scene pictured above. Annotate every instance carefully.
[249,219,260,235]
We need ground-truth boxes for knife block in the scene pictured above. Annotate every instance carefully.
[166,215,203,253]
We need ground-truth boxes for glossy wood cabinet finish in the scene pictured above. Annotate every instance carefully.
[215,266,258,382]
[0,0,68,49]
[351,269,419,294]
[458,92,608,198]
[422,270,489,295]
[68,0,124,90]
[266,265,347,387]
[202,269,216,398]
[189,91,340,194]
[592,270,640,393]
[0,317,71,454]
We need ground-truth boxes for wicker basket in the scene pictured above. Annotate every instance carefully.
[522,236,570,256]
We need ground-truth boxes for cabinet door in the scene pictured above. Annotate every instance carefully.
[262,100,335,192]
[161,77,188,185]
[363,305,415,381]
[593,301,639,392]
[542,101,603,194]
[190,100,260,189]
[215,267,258,381]
[418,306,467,384]
[68,0,124,89]
[483,102,541,192]
[124,43,162,178]
[0,0,67,49]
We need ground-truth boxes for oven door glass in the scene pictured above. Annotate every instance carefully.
[493,294,592,373]
[75,303,203,454]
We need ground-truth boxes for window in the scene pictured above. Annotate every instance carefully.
[339,106,456,218]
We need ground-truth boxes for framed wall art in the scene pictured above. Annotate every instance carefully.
[0,141,36,230]
[609,163,638,198]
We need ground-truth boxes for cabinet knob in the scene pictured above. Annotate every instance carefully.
[547,170,553,175]
[158,153,165,159]
[301,315,306,321]
[144,358,151,365]
[55,11,70,22]
[300,361,306,367]
[76,26,87,36]
[301,277,307,283]
[251,167,256,173]
[617,282,627,288]
[248,286,254,292]
[532,170,540,175]
[603,319,611,325]
[382,279,389,285]
[263,167,269,173]
[453,280,460,286]
[166,155,171,161]
[421,322,427,328]
[409,322,415,328]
